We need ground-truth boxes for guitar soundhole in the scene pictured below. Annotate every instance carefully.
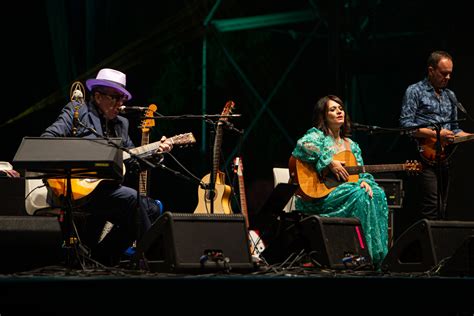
[205,189,216,202]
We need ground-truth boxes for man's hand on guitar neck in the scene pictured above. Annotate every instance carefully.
[154,136,173,155]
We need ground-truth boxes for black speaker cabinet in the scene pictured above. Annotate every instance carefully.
[261,215,372,269]
[438,235,474,276]
[0,216,63,273]
[132,212,254,273]
[381,219,474,273]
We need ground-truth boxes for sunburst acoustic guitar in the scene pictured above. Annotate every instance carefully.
[418,134,474,165]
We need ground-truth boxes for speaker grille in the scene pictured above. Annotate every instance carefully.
[261,215,372,269]
[133,212,254,273]
[382,219,474,273]
[0,216,63,273]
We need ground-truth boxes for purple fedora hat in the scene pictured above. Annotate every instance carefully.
[86,68,132,101]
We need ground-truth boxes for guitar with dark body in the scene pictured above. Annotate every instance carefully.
[418,134,474,165]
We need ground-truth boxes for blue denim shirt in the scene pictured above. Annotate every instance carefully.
[399,78,462,134]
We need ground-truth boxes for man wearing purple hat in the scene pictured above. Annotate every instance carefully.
[42,68,173,266]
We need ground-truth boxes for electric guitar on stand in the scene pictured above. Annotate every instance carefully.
[233,157,265,257]
[194,101,235,214]
[138,104,157,197]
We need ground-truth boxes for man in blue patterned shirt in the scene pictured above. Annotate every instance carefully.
[400,51,472,220]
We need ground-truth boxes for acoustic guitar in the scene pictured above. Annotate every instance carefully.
[233,157,265,257]
[418,134,474,165]
[194,101,235,214]
[289,150,422,200]
[47,132,196,201]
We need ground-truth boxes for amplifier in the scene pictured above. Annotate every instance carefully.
[375,178,403,208]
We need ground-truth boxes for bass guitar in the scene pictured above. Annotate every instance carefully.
[194,101,235,214]
[418,134,474,165]
[289,150,422,200]
[233,157,265,257]
[47,132,196,201]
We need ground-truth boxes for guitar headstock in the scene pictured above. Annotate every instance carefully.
[404,160,423,175]
[140,104,157,133]
[233,157,243,176]
[219,100,235,122]
[169,132,196,148]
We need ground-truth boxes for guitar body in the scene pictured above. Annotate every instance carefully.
[418,137,449,163]
[290,150,422,200]
[194,171,232,214]
[47,178,103,201]
[418,134,474,164]
[289,151,359,200]
[45,132,196,203]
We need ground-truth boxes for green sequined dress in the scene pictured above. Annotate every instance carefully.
[292,127,388,266]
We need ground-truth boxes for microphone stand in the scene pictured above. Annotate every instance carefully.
[76,120,208,195]
[149,114,241,120]
[148,113,242,215]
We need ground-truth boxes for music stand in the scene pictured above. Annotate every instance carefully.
[252,183,299,243]
[13,137,123,266]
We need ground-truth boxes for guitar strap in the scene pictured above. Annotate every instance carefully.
[344,139,351,152]
[445,90,465,115]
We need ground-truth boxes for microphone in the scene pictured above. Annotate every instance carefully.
[351,122,379,131]
[72,89,84,102]
[220,120,244,134]
[118,106,149,113]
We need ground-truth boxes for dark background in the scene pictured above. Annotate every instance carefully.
[2,0,473,235]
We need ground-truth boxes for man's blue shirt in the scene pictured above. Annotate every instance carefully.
[400,78,461,134]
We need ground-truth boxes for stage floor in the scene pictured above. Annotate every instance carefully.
[0,261,473,315]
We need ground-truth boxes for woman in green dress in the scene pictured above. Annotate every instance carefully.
[292,95,388,267]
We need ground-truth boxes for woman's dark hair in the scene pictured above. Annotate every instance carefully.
[312,94,351,137]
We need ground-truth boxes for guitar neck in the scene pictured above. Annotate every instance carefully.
[345,164,409,175]
[123,141,160,161]
[138,131,150,196]
[237,173,249,228]
[453,134,474,144]
[138,170,148,196]
[211,124,224,183]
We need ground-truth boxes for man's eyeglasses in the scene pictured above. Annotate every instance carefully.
[98,91,128,102]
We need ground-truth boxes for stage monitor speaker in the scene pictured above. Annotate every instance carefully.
[381,219,474,273]
[0,216,63,273]
[438,235,474,276]
[261,215,372,269]
[132,212,254,273]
